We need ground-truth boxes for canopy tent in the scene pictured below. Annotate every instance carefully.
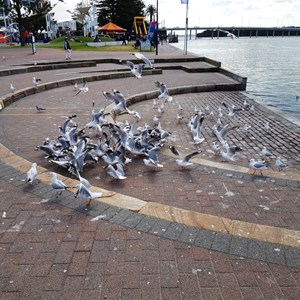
[98,22,127,32]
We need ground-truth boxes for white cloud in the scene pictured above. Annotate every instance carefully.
[144,0,300,27]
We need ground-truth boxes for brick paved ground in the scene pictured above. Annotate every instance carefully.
[0,44,300,299]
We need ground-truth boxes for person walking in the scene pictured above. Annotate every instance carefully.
[64,37,72,60]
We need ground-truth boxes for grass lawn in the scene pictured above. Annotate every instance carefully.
[37,36,155,53]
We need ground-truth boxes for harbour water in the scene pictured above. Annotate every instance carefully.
[172,36,300,121]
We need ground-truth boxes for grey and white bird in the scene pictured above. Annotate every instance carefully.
[105,163,127,180]
[36,105,46,113]
[74,182,102,206]
[171,147,201,169]
[32,77,42,85]
[220,142,242,162]
[211,141,221,155]
[26,162,38,184]
[249,159,267,175]
[143,146,163,169]
[154,81,173,102]
[261,146,274,159]
[218,29,237,39]
[74,81,89,96]
[50,172,68,197]
[263,122,271,132]
[189,112,205,144]
[275,157,288,172]
[242,124,252,135]
[212,123,239,144]
[222,102,244,117]
[176,113,184,123]
[10,83,15,93]
[121,60,145,78]
[133,52,155,68]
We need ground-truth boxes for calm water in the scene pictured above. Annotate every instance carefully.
[173,36,300,120]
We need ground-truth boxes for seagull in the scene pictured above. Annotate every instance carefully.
[222,102,244,117]
[143,146,163,169]
[176,113,184,123]
[32,77,42,85]
[261,146,274,159]
[36,105,46,113]
[170,146,201,169]
[105,164,127,180]
[132,52,155,69]
[10,83,15,93]
[169,145,180,156]
[74,81,89,96]
[242,124,252,135]
[218,29,237,39]
[154,81,173,102]
[74,182,102,206]
[275,157,288,172]
[120,60,145,79]
[212,123,239,144]
[211,141,221,155]
[249,159,267,176]
[26,163,38,184]
[50,172,69,197]
[263,122,271,132]
[220,142,242,162]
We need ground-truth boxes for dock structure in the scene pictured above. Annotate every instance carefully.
[166,26,300,39]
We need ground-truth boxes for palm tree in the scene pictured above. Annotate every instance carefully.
[145,4,156,23]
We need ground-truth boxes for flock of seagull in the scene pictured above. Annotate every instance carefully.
[24,52,288,206]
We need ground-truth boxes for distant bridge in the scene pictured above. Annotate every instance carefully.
[165,26,300,39]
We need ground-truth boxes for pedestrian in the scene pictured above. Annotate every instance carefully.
[64,37,72,60]
[29,32,36,54]
[24,29,29,45]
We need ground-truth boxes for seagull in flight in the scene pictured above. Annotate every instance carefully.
[74,182,102,206]
[154,81,173,102]
[218,29,237,39]
[74,81,89,96]
[132,53,155,69]
[120,60,145,79]
[170,146,201,169]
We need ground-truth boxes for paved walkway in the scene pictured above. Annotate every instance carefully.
[0,43,300,299]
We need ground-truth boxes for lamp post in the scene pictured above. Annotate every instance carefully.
[183,0,189,55]
[156,0,158,55]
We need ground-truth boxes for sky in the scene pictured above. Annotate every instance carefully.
[50,0,300,28]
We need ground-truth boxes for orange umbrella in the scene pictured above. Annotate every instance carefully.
[98,21,127,32]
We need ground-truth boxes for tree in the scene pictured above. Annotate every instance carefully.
[145,4,156,23]
[0,0,51,46]
[95,0,145,32]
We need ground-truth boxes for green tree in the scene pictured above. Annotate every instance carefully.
[95,0,145,31]
[0,0,51,46]
[145,4,156,22]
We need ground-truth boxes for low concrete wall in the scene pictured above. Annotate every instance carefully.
[86,41,123,47]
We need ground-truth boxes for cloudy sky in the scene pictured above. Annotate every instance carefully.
[51,0,300,28]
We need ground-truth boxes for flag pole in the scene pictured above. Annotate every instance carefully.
[184,0,189,55]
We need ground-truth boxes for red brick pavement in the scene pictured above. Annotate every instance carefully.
[1,44,300,299]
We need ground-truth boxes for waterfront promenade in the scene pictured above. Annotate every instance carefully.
[0,43,300,299]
